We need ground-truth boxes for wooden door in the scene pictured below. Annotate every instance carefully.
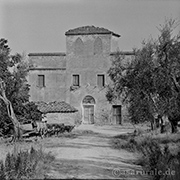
[83,105,94,124]
[113,105,121,124]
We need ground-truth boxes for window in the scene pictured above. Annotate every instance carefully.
[97,74,105,87]
[38,75,45,87]
[72,74,80,86]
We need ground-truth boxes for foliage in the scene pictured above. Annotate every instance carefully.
[112,131,180,151]
[19,102,42,122]
[0,160,6,180]
[139,142,180,180]
[112,133,180,180]
[107,18,180,129]
[0,146,54,180]
[0,39,42,136]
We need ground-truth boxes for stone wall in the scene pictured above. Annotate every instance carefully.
[46,111,80,125]
[28,69,67,102]
[66,34,111,56]
[65,33,119,124]
[111,35,119,52]
[29,54,66,69]
[28,54,67,102]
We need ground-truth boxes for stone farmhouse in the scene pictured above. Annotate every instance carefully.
[28,26,134,125]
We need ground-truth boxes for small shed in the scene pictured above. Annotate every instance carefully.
[36,101,79,125]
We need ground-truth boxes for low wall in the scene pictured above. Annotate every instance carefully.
[46,111,81,125]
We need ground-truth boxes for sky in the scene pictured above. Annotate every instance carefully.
[0,0,180,55]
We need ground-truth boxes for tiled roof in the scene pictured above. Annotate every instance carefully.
[65,26,120,37]
[36,101,78,113]
[28,53,66,56]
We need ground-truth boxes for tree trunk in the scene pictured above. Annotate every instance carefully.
[160,124,165,133]
[160,116,167,134]
[0,81,21,142]
[170,120,178,133]
[5,100,21,141]
[151,120,155,131]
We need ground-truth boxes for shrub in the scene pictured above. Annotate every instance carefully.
[120,137,138,152]
[154,133,180,144]
[137,138,162,167]
[112,133,180,180]
[132,136,180,180]
[0,146,54,180]
[0,160,6,180]
[140,144,180,180]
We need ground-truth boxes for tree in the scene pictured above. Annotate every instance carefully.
[0,38,42,140]
[21,102,42,122]
[0,78,21,141]
[107,18,180,133]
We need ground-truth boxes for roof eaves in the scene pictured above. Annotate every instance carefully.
[65,26,120,37]
[110,51,135,56]
[28,68,66,71]
[44,110,77,113]
[28,53,66,56]
[112,32,121,38]
[65,31,109,36]
[65,31,120,37]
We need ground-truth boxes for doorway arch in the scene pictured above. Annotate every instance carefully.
[82,95,95,124]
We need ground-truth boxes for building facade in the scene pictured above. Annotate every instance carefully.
[28,26,134,125]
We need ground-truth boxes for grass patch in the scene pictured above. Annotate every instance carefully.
[0,146,55,180]
[112,131,180,152]
[111,131,180,180]
[151,132,180,144]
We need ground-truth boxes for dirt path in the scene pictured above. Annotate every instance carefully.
[0,125,149,179]
[44,125,149,179]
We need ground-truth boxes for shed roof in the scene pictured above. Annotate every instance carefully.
[65,25,120,37]
[28,52,66,56]
[36,101,78,113]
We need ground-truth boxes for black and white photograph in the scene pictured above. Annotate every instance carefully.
[0,0,180,179]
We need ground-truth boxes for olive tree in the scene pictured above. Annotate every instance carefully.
[107,19,180,133]
[0,39,42,141]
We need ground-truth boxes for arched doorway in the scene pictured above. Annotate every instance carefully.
[82,95,95,124]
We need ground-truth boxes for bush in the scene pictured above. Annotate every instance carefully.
[139,144,180,180]
[125,136,179,180]
[20,102,43,122]
[153,133,180,144]
[0,146,54,180]
[111,132,144,152]
[137,138,162,168]
[112,133,180,180]
[0,160,6,180]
